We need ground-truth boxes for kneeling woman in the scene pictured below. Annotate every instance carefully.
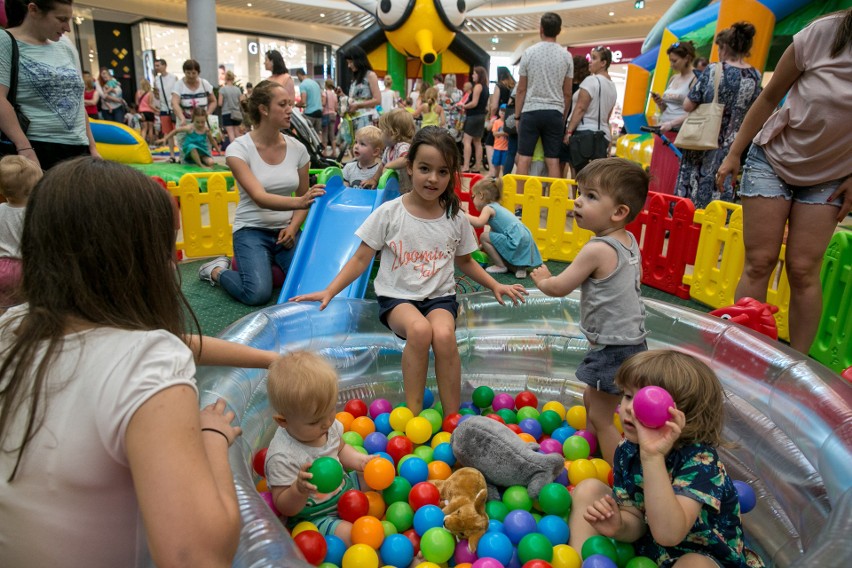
[198,80,324,305]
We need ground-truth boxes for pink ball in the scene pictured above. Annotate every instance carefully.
[369,398,393,419]
[575,429,597,456]
[492,393,516,412]
[633,385,675,429]
[473,558,506,568]
[454,539,478,564]
[539,438,564,455]
[260,491,281,517]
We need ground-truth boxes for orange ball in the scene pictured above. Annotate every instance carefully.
[518,432,537,444]
[350,416,377,439]
[364,457,396,490]
[255,478,268,493]
[427,460,452,481]
[365,491,386,519]
[336,411,355,432]
[351,515,385,549]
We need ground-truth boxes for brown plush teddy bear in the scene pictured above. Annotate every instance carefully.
[430,467,490,552]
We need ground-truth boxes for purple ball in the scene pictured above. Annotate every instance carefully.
[633,385,675,429]
[555,468,569,486]
[519,418,543,440]
[538,438,564,455]
[454,539,477,564]
[369,398,393,419]
[575,429,598,456]
[582,554,618,568]
[363,431,389,454]
[733,480,757,514]
[473,558,506,568]
[492,393,516,412]
[502,509,537,545]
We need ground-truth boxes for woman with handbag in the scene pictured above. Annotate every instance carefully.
[673,23,762,209]
[564,46,617,174]
[0,0,99,170]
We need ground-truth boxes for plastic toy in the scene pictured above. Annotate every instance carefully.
[364,457,395,490]
[351,515,384,549]
[380,533,415,567]
[408,481,440,511]
[420,527,455,563]
[337,489,370,523]
[518,532,554,564]
[632,386,676,429]
[293,530,326,565]
[537,483,572,517]
[710,297,779,340]
[308,456,343,493]
[734,480,757,514]
[341,543,378,568]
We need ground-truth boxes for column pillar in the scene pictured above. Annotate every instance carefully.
[186,0,218,87]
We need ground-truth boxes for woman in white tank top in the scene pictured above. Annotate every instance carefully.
[651,41,698,132]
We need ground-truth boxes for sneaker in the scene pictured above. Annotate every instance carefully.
[486,265,508,274]
[515,269,527,279]
[198,256,230,286]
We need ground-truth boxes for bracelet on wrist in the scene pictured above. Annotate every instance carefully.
[201,427,231,445]
[16,147,34,153]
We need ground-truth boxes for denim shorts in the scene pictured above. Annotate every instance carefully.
[376,295,459,330]
[575,341,648,395]
[740,145,843,207]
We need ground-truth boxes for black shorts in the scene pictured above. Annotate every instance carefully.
[376,295,459,332]
[517,109,565,159]
[141,111,155,122]
[463,113,486,138]
[221,113,242,127]
[575,341,648,395]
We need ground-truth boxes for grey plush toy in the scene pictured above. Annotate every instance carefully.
[451,415,565,500]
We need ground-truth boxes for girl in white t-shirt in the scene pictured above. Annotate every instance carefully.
[292,127,527,415]
[0,156,41,308]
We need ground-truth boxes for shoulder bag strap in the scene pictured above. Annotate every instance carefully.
[4,30,20,108]
[160,75,171,112]
[595,76,602,131]
[711,63,722,104]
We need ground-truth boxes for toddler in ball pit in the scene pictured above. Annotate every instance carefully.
[264,351,375,543]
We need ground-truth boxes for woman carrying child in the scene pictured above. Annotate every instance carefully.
[156,106,217,168]
[466,177,542,279]
[570,350,764,568]
[293,127,527,415]
[362,108,416,192]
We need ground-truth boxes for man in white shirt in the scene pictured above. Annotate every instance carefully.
[152,58,178,135]
[514,12,573,178]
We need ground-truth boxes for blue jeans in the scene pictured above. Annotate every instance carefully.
[504,134,518,175]
[218,227,300,306]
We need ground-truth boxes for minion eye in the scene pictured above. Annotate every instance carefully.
[376,0,414,31]
[435,0,467,29]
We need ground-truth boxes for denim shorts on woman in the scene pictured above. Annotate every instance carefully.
[740,145,843,207]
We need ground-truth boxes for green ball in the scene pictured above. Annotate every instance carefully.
[537,482,572,517]
[387,430,404,439]
[531,512,542,523]
[383,476,413,505]
[502,485,533,512]
[496,408,518,424]
[382,520,398,536]
[518,533,554,564]
[318,564,337,568]
[419,409,443,434]
[625,557,658,568]
[308,456,344,494]
[459,407,478,416]
[538,410,563,435]
[433,401,443,417]
[472,386,495,409]
[385,502,414,532]
[352,445,368,456]
[582,535,618,563]
[563,435,591,461]
[413,445,434,463]
[420,527,455,564]
[516,406,540,422]
[341,431,364,447]
[485,499,509,521]
[613,539,636,567]
[394,402,408,408]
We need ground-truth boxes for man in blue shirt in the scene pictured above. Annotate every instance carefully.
[295,69,323,137]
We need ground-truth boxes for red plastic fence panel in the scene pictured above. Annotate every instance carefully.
[455,172,485,237]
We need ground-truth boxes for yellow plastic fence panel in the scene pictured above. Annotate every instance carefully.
[169,172,239,259]
[500,174,593,263]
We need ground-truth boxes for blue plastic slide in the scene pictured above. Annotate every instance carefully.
[277,175,400,303]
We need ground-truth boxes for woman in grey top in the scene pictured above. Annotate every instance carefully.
[218,70,245,145]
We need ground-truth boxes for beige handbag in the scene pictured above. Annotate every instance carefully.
[674,63,724,151]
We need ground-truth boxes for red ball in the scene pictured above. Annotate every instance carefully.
[507,424,523,435]
[442,413,462,433]
[515,391,538,410]
[252,447,268,478]
[608,468,614,487]
[344,399,369,419]
[386,435,414,464]
[403,528,421,555]
[408,481,441,511]
[294,530,327,565]
[523,561,553,568]
[486,413,506,424]
[337,489,370,523]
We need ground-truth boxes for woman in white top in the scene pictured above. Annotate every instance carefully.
[565,46,618,172]
[652,41,698,132]
[197,80,325,306]
[170,58,217,127]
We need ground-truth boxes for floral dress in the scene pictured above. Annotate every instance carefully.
[441,87,464,142]
[674,63,761,209]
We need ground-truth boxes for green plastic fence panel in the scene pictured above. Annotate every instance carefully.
[810,231,852,373]
[378,168,398,190]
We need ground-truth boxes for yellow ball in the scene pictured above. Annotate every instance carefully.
[342,543,379,568]
[566,405,587,430]
[417,563,442,568]
[542,401,567,420]
[389,407,415,432]
[551,544,582,568]
[590,458,612,485]
[568,458,598,486]
[431,431,452,448]
[405,416,433,445]
[613,412,623,434]
[290,520,319,538]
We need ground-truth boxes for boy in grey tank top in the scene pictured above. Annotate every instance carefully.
[531,158,649,465]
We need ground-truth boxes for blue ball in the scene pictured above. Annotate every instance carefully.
[423,388,435,409]
[508,548,522,568]
[502,509,538,545]
[487,519,505,533]
[460,401,478,412]
[476,531,514,565]
[733,480,757,514]
[432,442,456,467]
[551,425,577,444]
[538,514,570,545]
[519,418,543,440]
[324,534,346,566]
[582,554,618,568]
[373,451,393,464]
[555,468,569,486]
[398,456,429,485]
[363,431,389,454]
[413,504,445,536]
[380,533,415,567]
[374,412,393,435]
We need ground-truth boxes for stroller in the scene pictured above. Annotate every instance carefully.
[288,110,341,170]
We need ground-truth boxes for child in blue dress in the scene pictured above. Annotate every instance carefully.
[466,177,542,279]
[157,107,216,168]
[569,350,764,568]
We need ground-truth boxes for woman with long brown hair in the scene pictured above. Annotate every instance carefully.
[461,65,489,173]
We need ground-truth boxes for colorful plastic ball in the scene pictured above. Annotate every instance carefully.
[568,459,599,486]
[516,406,541,422]
[459,407,479,416]
[363,457,395,491]
[408,481,441,511]
[369,398,393,419]
[486,499,510,521]
[380,533,415,568]
[423,388,435,409]
[337,489,370,522]
[574,430,598,456]
[515,391,538,410]
[420,408,443,434]
[413,504,445,536]
[363,432,389,455]
[477,531,515,565]
[442,412,462,433]
[344,399,368,419]
[518,433,538,444]
[430,431,452,448]
[352,445,368,456]
[550,426,577,445]
[399,456,429,485]
[507,423,523,435]
[537,483,572,517]
[294,530,327,565]
[324,534,347,566]
[350,416,377,439]
[427,460,452,481]
[563,436,591,461]
[385,500,415,532]
[613,540,636,567]
[523,561,554,568]
[488,519,505,533]
[387,430,404,439]
[473,559,506,568]
[433,442,456,466]
[336,411,355,432]
[402,528,421,556]
[486,413,506,425]
[255,478,268,492]
[420,527,455,563]
[555,468,569,487]
[494,408,518,424]
[341,431,364,448]
[492,392,516,411]
[389,407,415,432]
[551,544,582,568]
[538,410,564,435]
[566,406,587,430]
[632,386,674,429]
[502,509,538,545]
[374,412,393,435]
[581,536,618,564]
[519,418,544,440]
[352,515,385,549]
[537,515,570,546]
[733,480,757,514]
[539,438,564,455]
[291,520,320,537]
[590,459,612,485]
[382,519,398,536]
[413,445,434,463]
[455,539,478,564]
[383,476,413,505]
[342,543,379,568]
[386,436,414,464]
[252,447,268,477]
[581,554,617,568]
[518,533,554,563]
[260,491,280,518]
[405,417,433,444]
[365,490,387,518]
[624,556,657,568]
[472,386,496,408]
[318,563,337,568]
[503,485,534,512]
[309,457,344,494]
[542,401,567,420]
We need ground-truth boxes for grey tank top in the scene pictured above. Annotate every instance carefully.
[579,234,648,345]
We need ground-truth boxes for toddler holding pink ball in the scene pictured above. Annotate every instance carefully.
[569,350,764,568]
